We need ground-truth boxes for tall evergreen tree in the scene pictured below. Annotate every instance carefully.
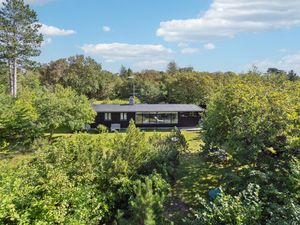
[0,0,43,97]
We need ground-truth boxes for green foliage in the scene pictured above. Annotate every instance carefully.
[40,55,122,99]
[0,0,43,61]
[0,135,112,224]
[203,78,299,165]
[167,61,178,75]
[167,72,214,105]
[97,124,108,133]
[95,97,141,104]
[0,0,43,96]
[118,174,170,225]
[112,120,152,176]
[202,77,300,224]
[0,92,42,147]
[0,122,185,224]
[35,85,96,136]
[189,184,262,225]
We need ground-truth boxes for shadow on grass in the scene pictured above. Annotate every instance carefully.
[174,152,222,206]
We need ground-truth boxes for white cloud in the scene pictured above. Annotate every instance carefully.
[135,60,169,69]
[102,26,111,32]
[1,0,52,5]
[26,0,52,4]
[250,52,300,73]
[81,42,173,63]
[204,43,216,50]
[40,24,76,36]
[181,48,199,54]
[178,42,189,48]
[157,0,300,42]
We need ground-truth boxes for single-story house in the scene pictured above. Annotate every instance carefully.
[91,97,204,130]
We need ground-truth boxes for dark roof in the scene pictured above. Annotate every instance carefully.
[92,104,204,113]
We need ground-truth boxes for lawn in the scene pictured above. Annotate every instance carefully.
[164,131,225,223]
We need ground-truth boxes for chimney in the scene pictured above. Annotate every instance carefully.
[129,96,135,105]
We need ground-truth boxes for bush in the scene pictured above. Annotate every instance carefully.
[188,184,262,225]
[0,122,180,224]
[205,147,229,164]
[117,173,171,225]
[0,95,43,147]
[97,124,108,133]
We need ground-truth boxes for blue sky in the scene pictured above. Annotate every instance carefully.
[11,0,300,73]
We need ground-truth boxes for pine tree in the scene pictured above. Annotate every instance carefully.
[0,0,43,97]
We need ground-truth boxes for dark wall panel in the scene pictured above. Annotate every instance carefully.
[92,112,201,129]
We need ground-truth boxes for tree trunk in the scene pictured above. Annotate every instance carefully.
[13,58,17,98]
[9,61,14,97]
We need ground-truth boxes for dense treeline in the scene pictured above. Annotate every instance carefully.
[1,55,299,107]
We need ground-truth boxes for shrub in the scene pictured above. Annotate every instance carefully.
[117,173,171,225]
[97,124,108,133]
[0,96,43,147]
[0,122,179,224]
[205,147,229,164]
[188,184,262,225]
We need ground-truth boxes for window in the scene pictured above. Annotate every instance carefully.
[135,112,178,124]
[104,113,111,121]
[136,112,143,124]
[120,112,127,121]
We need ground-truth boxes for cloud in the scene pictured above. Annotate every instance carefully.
[178,43,189,48]
[40,24,76,36]
[102,26,111,32]
[81,42,173,63]
[156,0,300,42]
[26,0,52,4]
[135,60,169,69]
[250,51,300,73]
[1,0,52,5]
[204,43,216,50]
[181,48,199,54]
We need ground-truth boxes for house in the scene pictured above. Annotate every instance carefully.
[91,97,204,130]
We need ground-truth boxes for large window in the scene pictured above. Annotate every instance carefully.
[135,112,178,124]
[104,113,111,121]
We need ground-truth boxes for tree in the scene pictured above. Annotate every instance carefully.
[0,0,43,97]
[39,55,121,99]
[0,97,42,147]
[166,72,214,105]
[35,85,96,138]
[40,58,68,86]
[267,67,285,75]
[167,61,177,75]
[203,79,299,165]
[62,55,102,97]
[287,70,299,82]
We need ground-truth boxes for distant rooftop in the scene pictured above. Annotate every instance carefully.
[92,104,204,113]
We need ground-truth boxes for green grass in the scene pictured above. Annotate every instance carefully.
[0,150,33,169]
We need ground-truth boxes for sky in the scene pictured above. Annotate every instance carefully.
[4,0,300,73]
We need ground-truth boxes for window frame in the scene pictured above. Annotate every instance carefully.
[104,112,111,121]
[135,112,178,125]
[120,112,128,121]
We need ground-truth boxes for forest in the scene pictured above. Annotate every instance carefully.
[0,0,300,224]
